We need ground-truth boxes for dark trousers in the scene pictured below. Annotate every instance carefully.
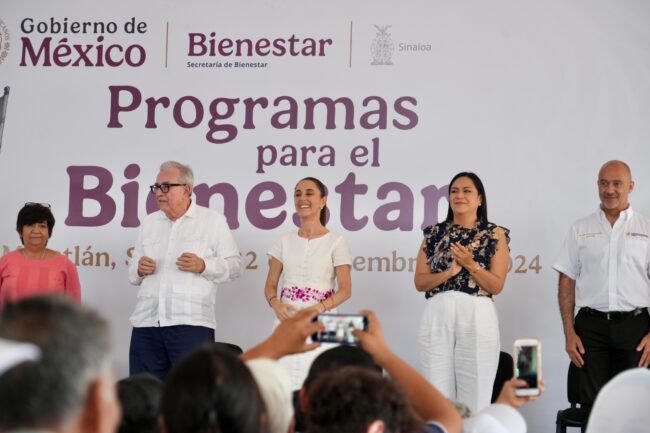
[574,308,649,406]
[129,325,214,381]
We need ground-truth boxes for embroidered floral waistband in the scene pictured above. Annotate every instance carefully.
[280,286,334,303]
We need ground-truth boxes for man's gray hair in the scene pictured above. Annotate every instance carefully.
[0,295,111,430]
[160,161,194,188]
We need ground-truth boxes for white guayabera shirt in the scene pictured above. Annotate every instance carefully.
[128,201,242,329]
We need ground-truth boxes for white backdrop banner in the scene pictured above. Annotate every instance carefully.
[1,1,650,431]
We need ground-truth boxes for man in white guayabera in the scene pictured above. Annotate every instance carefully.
[128,160,242,380]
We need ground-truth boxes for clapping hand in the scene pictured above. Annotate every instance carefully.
[450,243,475,269]
[448,259,462,277]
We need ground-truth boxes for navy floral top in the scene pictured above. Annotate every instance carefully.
[422,221,510,299]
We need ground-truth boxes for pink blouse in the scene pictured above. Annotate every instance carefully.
[0,250,81,305]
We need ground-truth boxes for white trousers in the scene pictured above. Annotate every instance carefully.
[418,291,500,414]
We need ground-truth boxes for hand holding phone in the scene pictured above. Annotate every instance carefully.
[311,313,368,345]
[513,338,542,396]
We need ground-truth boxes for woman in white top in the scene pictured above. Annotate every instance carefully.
[264,177,352,388]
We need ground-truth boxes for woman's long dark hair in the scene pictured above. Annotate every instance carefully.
[161,344,268,433]
[298,177,328,226]
[445,172,488,223]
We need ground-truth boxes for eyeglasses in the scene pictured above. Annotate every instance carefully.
[25,202,51,208]
[149,183,187,194]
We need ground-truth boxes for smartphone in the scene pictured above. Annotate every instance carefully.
[311,313,368,345]
[513,338,542,396]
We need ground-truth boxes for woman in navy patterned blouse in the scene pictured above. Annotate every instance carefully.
[414,172,510,414]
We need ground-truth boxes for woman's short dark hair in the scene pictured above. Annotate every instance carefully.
[161,344,268,433]
[16,204,55,244]
[297,177,329,226]
[445,172,488,223]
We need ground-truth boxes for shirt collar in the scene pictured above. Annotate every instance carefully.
[156,200,196,221]
[598,204,634,222]
[184,200,197,219]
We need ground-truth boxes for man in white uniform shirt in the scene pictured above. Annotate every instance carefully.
[128,161,242,380]
[554,160,650,407]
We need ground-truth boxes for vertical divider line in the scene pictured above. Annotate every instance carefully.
[349,21,353,68]
[165,21,169,68]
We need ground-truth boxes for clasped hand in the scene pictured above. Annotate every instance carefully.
[137,256,156,277]
[176,252,206,273]
[450,243,475,269]
[138,252,205,277]
[273,302,298,321]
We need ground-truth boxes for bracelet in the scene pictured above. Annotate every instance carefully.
[471,264,481,274]
[267,295,277,307]
[320,301,327,313]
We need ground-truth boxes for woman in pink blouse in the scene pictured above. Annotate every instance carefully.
[0,203,81,305]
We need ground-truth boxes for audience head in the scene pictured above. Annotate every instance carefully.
[303,345,380,393]
[161,344,268,433]
[0,337,40,375]
[462,404,526,433]
[16,202,55,245]
[0,295,119,433]
[117,373,163,433]
[445,172,488,223]
[214,341,244,355]
[585,368,650,433]
[295,346,381,432]
[307,366,421,433]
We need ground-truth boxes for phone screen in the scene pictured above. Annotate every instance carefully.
[515,344,539,388]
[311,314,368,344]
